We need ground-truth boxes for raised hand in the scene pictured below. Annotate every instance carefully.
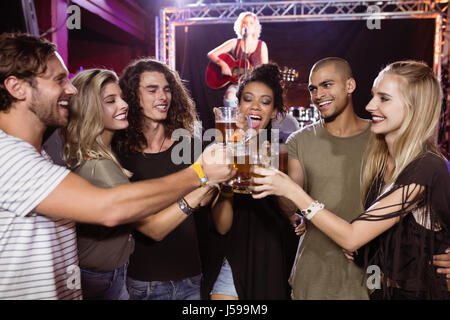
[433,247,450,279]
[289,212,306,236]
[342,248,357,261]
[220,61,232,76]
[250,166,298,199]
[197,143,234,184]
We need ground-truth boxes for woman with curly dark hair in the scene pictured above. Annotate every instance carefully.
[202,63,299,300]
[113,58,217,300]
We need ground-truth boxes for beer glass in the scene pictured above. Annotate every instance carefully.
[214,107,239,189]
[249,149,271,189]
[231,140,252,193]
[276,143,289,174]
[234,140,270,194]
[214,107,238,144]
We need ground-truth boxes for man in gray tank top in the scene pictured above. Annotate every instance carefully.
[285,57,450,299]
[286,57,371,299]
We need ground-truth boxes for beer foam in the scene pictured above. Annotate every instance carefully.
[215,120,237,123]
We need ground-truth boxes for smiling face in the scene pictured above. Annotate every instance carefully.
[308,64,354,121]
[101,81,129,133]
[366,73,407,142]
[138,71,172,123]
[239,81,277,131]
[29,53,78,127]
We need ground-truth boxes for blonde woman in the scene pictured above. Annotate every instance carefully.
[207,11,268,107]
[252,60,450,300]
[63,69,133,300]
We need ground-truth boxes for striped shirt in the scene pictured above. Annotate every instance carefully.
[0,130,82,300]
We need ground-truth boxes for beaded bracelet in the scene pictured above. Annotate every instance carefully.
[301,200,325,220]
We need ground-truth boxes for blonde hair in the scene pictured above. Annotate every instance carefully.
[234,12,261,39]
[361,60,443,202]
[62,69,132,178]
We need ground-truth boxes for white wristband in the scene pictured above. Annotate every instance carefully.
[301,200,324,220]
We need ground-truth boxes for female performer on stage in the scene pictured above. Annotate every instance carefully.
[207,12,269,108]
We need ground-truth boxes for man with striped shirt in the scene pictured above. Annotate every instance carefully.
[0,33,233,300]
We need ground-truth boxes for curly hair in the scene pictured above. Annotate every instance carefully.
[114,58,198,154]
[236,63,285,115]
[0,33,56,111]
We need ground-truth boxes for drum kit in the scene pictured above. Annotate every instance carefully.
[289,105,321,129]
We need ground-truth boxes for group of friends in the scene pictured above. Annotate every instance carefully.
[0,11,449,301]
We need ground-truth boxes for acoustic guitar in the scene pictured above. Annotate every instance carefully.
[205,53,298,89]
[205,53,250,89]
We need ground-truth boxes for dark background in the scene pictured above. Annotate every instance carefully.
[176,19,435,130]
[0,1,28,33]
[0,2,436,135]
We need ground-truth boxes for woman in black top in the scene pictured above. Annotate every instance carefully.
[203,63,299,300]
[252,60,450,299]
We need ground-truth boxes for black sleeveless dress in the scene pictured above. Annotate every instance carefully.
[201,194,298,299]
[354,152,450,300]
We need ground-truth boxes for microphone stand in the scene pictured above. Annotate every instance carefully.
[243,32,248,82]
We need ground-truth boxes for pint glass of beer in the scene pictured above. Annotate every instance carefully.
[214,107,238,144]
[214,107,239,188]
[233,139,270,194]
[277,143,289,174]
[214,107,257,192]
[231,140,251,193]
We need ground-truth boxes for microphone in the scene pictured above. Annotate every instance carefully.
[242,27,248,39]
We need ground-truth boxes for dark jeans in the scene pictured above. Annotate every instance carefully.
[127,274,202,300]
[81,263,129,300]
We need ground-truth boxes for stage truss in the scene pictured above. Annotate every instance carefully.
[157,0,450,155]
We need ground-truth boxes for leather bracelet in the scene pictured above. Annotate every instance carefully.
[177,197,196,216]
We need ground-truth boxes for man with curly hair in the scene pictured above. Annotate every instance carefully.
[113,58,212,300]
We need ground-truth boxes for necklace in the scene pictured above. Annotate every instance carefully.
[158,136,166,153]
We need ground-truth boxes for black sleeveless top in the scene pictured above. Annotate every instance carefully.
[201,129,299,299]
[354,152,450,299]
[117,138,203,281]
